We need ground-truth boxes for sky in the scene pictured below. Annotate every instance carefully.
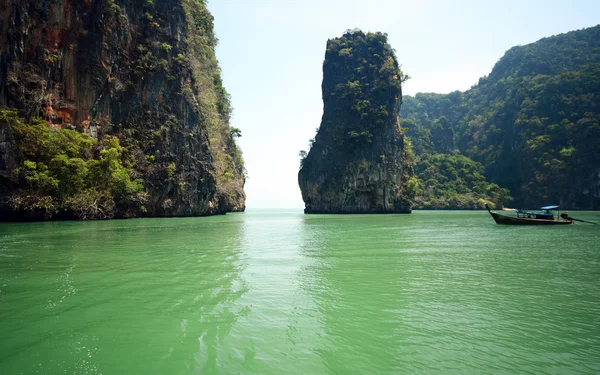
[207,0,599,209]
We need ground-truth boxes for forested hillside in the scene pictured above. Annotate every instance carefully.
[401,25,600,209]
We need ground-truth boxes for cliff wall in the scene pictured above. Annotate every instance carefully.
[0,0,245,219]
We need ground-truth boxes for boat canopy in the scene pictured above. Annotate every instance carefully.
[540,205,559,210]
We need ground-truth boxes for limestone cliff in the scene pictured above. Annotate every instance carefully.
[0,0,245,220]
[298,30,415,214]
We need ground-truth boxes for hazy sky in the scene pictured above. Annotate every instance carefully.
[208,0,599,209]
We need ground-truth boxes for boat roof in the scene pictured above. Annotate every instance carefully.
[540,205,559,210]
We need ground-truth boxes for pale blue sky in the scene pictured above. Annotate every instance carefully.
[208,0,599,209]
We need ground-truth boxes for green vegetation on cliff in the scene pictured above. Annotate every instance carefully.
[413,153,511,209]
[309,29,408,153]
[181,0,245,203]
[402,113,513,209]
[2,110,145,219]
[402,25,600,209]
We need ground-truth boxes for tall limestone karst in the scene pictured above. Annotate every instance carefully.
[0,0,245,220]
[298,30,415,214]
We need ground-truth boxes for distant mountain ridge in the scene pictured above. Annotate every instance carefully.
[401,24,600,209]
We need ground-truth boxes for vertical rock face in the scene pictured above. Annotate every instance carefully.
[0,0,245,219]
[298,30,414,214]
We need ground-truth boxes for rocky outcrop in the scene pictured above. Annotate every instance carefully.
[298,30,414,214]
[0,0,245,220]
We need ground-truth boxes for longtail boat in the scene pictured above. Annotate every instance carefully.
[485,204,573,225]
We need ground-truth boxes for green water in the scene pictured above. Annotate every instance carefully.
[1,210,599,374]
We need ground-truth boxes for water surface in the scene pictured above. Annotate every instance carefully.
[1,210,599,374]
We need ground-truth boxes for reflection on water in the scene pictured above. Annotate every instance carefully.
[300,214,413,374]
[166,216,249,373]
[1,210,600,374]
[227,210,326,373]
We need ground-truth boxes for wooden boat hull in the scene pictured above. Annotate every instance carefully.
[488,210,573,225]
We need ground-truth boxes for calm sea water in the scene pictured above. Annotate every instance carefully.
[1,210,599,374]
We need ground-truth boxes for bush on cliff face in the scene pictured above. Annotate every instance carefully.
[412,153,512,209]
[2,109,146,219]
[400,114,513,209]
